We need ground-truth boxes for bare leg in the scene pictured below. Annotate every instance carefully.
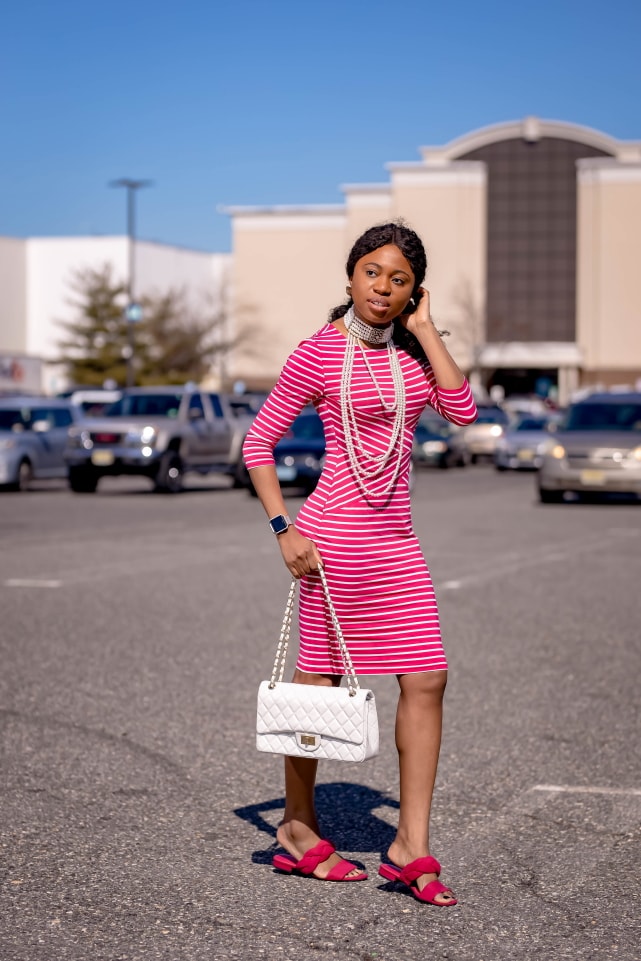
[387,670,455,903]
[275,669,364,879]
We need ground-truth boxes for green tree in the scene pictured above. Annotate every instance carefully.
[57,264,236,387]
[57,264,129,386]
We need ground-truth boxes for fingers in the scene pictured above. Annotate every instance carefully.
[416,286,431,318]
[280,531,323,579]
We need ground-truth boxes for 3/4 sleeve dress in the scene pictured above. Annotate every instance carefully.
[242,322,477,675]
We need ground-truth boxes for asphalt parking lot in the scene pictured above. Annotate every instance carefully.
[1,467,640,961]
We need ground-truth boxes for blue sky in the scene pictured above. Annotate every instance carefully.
[1,0,640,252]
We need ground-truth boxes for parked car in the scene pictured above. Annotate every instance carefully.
[68,388,122,417]
[537,392,641,502]
[494,415,557,471]
[64,387,254,493]
[456,404,511,463]
[245,408,325,496]
[0,397,77,491]
[412,412,468,468]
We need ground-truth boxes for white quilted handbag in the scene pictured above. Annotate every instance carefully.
[256,566,379,763]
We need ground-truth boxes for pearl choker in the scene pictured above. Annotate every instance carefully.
[340,307,406,499]
[344,307,393,345]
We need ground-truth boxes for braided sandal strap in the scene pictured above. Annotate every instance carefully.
[399,856,441,886]
[294,840,336,875]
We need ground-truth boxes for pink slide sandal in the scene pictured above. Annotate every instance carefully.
[273,839,367,881]
[378,856,457,905]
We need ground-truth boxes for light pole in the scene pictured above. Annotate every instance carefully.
[109,178,153,387]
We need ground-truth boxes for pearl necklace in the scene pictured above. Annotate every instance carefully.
[344,307,394,345]
[340,308,407,499]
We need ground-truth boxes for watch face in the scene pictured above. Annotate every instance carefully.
[269,515,289,535]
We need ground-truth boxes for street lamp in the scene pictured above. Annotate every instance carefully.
[109,178,153,387]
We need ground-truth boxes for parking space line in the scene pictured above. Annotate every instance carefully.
[531,784,641,797]
[4,579,63,588]
[440,529,638,590]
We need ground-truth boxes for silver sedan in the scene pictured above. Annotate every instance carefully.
[537,392,641,502]
[494,416,555,471]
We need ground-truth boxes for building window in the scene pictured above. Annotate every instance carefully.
[460,137,611,343]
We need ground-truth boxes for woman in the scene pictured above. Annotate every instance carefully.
[243,222,477,905]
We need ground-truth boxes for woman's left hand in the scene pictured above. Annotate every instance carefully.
[399,287,433,337]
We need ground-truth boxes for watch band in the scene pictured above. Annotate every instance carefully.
[268,513,292,536]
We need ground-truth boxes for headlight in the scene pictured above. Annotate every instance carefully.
[422,441,447,453]
[0,437,16,450]
[630,446,641,462]
[304,455,320,468]
[66,429,93,450]
[489,425,503,437]
[550,443,566,459]
[125,426,157,446]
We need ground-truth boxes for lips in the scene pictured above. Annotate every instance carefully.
[368,299,390,316]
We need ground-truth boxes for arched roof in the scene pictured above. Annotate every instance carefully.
[419,117,640,164]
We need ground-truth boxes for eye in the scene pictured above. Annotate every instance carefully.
[365,268,377,277]
[392,278,405,286]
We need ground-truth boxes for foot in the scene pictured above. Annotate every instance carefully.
[276,821,364,880]
[386,841,456,905]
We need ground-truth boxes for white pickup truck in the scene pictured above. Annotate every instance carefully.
[64,386,256,493]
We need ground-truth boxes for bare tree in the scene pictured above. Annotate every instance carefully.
[449,277,486,392]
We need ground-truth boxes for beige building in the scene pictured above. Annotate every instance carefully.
[226,117,641,404]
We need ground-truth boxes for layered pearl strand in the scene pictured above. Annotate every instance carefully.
[340,307,407,499]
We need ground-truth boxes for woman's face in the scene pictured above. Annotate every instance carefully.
[349,244,415,326]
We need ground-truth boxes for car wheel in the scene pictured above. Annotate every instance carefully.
[495,464,507,472]
[232,458,249,489]
[538,487,564,504]
[16,459,33,492]
[154,452,184,493]
[68,466,99,493]
[470,454,478,465]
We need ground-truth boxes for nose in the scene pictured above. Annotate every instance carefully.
[373,276,391,295]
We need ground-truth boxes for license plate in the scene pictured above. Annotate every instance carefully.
[517,449,534,461]
[580,469,605,485]
[276,465,296,481]
[91,450,115,466]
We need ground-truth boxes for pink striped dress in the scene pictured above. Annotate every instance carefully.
[243,322,477,675]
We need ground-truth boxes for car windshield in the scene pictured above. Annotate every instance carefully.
[515,417,548,432]
[285,415,325,440]
[104,394,182,418]
[475,408,509,425]
[564,402,641,432]
[78,401,117,417]
[416,417,451,439]
[0,409,25,430]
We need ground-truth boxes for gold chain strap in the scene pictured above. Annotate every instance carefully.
[268,564,361,696]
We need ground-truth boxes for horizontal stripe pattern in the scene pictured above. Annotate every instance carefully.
[243,322,477,675]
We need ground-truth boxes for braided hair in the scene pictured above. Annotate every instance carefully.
[329,221,428,362]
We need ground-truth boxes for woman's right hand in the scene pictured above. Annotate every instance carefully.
[278,526,323,578]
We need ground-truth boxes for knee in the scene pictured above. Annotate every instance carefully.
[399,670,448,704]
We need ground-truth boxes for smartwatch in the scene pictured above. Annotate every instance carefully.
[268,513,292,536]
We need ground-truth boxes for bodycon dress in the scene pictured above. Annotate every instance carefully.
[242,322,477,675]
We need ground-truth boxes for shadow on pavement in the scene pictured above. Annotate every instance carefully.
[234,781,400,864]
